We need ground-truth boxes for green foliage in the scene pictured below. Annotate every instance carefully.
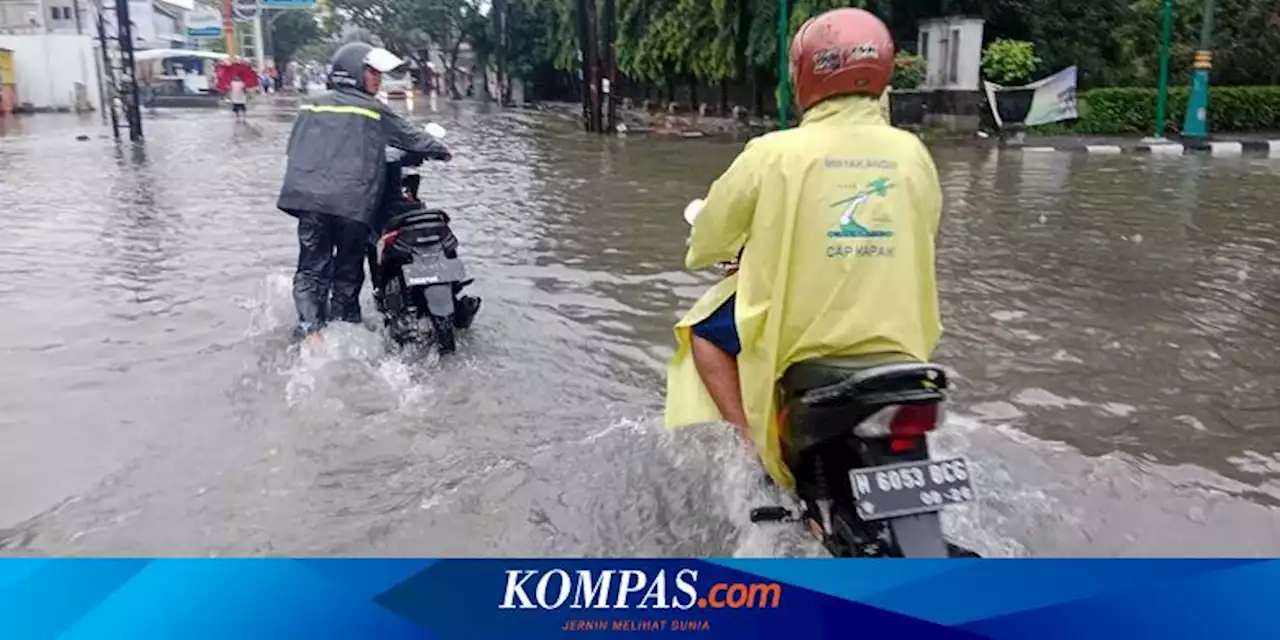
[981,39,1040,85]
[1041,86,1280,134]
[270,11,321,67]
[314,0,1280,123]
[892,54,925,90]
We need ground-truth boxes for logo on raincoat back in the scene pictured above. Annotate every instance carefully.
[829,177,895,237]
[827,177,896,258]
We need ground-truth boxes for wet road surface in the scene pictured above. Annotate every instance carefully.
[0,105,1277,556]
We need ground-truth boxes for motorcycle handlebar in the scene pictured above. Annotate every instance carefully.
[385,148,449,168]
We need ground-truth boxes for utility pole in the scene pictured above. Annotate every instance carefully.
[492,0,507,105]
[575,0,600,132]
[89,0,108,122]
[253,8,267,72]
[1182,0,1215,138]
[776,0,790,128]
[96,10,120,138]
[115,0,143,140]
[602,0,617,132]
[224,0,238,57]
[1151,0,1174,140]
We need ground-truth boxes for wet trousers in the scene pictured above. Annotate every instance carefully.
[292,211,368,334]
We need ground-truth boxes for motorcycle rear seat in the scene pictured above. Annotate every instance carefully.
[385,208,451,232]
[781,355,949,408]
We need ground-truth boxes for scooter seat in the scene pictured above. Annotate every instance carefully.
[385,207,451,233]
[781,356,948,407]
[779,355,950,456]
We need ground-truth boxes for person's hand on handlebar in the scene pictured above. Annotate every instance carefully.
[424,123,451,162]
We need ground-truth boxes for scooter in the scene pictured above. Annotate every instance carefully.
[370,124,480,354]
[683,199,980,558]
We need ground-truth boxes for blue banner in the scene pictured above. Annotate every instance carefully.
[2,559,1278,638]
[186,27,223,38]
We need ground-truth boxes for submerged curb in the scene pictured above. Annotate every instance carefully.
[1009,139,1280,157]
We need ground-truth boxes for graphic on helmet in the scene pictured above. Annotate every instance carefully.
[789,8,894,113]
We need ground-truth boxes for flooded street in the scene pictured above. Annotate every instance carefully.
[0,105,1277,557]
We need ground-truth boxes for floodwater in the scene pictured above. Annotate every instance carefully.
[0,104,1277,557]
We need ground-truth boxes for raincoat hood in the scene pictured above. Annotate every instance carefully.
[801,94,889,126]
[664,93,943,488]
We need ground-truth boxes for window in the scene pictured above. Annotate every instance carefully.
[50,7,61,20]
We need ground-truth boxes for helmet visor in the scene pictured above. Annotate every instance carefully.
[364,47,408,75]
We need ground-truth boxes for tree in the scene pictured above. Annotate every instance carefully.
[269,10,321,69]
[329,0,492,98]
[320,0,1280,111]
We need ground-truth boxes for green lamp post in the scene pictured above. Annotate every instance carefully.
[1150,0,1174,140]
[777,0,791,129]
[1181,0,1216,138]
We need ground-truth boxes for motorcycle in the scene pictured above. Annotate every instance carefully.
[683,199,980,558]
[370,124,480,354]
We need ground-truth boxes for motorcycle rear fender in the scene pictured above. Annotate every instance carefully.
[421,284,455,317]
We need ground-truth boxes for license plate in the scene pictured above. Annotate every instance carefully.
[402,253,466,287]
[849,457,975,522]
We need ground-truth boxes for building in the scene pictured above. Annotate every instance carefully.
[916,16,985,92]
[0,0,99,111]
[99,0,194,51]
[0,0,194,110]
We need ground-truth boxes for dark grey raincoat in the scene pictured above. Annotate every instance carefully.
[276,87,451,227]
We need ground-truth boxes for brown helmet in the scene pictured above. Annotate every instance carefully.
[789,8,895,113]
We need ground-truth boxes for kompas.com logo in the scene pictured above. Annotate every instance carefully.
[498,568,782,610]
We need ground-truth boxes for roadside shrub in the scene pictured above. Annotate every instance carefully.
[981,39,1041,86]
[892,55,926,90]
[1054,86,1280,134]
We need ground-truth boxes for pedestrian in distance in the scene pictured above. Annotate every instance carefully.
[228,76,248,121]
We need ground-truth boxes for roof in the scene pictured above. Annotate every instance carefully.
[153,0,188,19]
[919,15,985,24]
[134,48,228,61]
[156,0,195,11]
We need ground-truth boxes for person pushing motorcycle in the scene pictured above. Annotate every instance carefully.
[664,8,944,489]
[277,42,452,344]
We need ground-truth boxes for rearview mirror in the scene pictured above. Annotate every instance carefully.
[683,198,705,225]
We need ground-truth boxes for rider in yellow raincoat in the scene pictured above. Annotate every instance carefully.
[664,8,943,489]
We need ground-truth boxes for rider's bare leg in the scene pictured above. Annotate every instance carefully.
[691,334,750,440]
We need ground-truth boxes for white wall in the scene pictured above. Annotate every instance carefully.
[0,32,100,109]
[918,18,984,91]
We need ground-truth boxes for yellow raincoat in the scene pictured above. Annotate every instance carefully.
[663,95,943,489]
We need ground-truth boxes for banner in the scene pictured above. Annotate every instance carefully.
[3,558,1280,638]
[983,66,1079,129]
[185,11,223,39]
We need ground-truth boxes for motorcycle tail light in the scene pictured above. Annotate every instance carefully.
[376,230,402,264]
[853,403,943,440]
[889,404,940,437]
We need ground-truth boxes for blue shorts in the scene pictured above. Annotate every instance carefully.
[691,294,740,356]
